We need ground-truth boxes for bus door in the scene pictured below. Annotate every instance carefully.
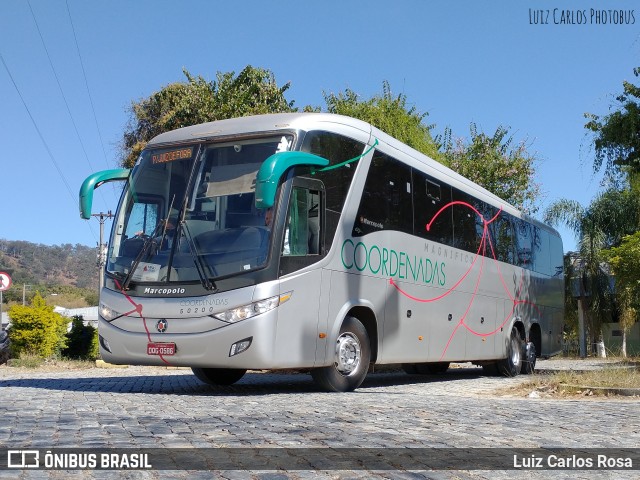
[273,177,328,367]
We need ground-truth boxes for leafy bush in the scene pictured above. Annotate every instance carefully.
[0,330,9,364]
[63,315,99,360]
[8,293,68,358]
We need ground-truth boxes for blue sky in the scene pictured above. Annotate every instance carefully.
[1,0,638,253]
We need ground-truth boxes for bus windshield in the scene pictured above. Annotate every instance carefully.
[106,135,292,286]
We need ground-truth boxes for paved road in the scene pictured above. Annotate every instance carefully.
[0,359,637,479]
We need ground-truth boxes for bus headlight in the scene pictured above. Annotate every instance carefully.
[213,292,292,323]
[100,303,123,322]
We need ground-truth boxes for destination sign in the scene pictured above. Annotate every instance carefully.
[152,148,193,164]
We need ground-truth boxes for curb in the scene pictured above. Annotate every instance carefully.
[95,359,129,369]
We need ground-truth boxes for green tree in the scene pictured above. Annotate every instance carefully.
[121,71,541,210]
[121,66,296,167]
[7,293,68,358]
[585,67,640,188]
[548,68,640,356]
[441,124,540,213]
[63,315,99,360]
[323,82,540,211]
[323,81,442,161]
[603,232,640,357]
[545,188,640,354]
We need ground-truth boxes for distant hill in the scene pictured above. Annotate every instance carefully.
[0,239,98,293]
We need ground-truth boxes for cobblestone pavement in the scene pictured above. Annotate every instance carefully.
[0,358,637,479]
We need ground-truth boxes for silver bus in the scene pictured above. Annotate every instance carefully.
[80,113,564,392]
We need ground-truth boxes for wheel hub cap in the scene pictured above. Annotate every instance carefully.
[335,333,361,375]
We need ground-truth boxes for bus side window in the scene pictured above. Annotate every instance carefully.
[124,202,158,238]
[282,187,322,257]
[549,233,564,277]
[488,213,516,264]
[451,188,479,253]
[301,131,364,250]
[352,151,413,236]
[413,171,453,244]
[533,227,551,276]
[515,219,534,269]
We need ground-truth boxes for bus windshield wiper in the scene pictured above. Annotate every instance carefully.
[179,220,217,291]
[169,144,216,291]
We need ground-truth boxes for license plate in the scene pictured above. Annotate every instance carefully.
[147,342,176,356]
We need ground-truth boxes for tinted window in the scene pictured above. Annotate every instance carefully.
[413,171,453,244]
[533,227,552,275]
[549,233,564,277]
[353,151,413,236]
[487,212,516,264]
[514,218,534,269]
[282,187,321,257]
[452,188,482,253]
[301,131,364,248]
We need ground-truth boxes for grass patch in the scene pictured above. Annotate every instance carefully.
[507,362,640,397]
[44,358,96,369]
[5,354,95,370]
[6,352,45,368]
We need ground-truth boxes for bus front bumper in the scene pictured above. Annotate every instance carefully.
[97,310,289,370]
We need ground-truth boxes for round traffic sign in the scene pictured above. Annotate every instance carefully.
[0,272,12,291]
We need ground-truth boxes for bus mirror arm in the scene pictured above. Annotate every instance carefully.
[255,152,329,209]
[79,169,131,219]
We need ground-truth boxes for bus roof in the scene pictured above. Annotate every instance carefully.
[146,112,557,236]
[146,112,372,147]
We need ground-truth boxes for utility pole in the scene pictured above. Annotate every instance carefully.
[92,211,114,293]
[22,284,32,305]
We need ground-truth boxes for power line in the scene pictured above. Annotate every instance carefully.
[65,0,111,170]
[0,52,98,243]
[28,0,109,210]
[28,0,96,173]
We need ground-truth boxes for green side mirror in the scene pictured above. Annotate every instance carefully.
[79,169,130,219]
[255,152,329,209]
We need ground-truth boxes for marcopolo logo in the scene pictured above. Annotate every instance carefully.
[144,287,186,295]
[341,239,446,286]
[360,216,384,230]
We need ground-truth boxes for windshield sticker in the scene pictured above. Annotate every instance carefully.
[152,148,193,165]
[131,262,161,282]
[203,162,261,197]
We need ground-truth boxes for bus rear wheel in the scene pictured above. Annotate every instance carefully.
[191,367,247,386]
[497,326,524,377]
[521,341,536,374]
[311,316,371,392]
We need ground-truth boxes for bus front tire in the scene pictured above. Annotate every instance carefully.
[191,367,247,386]
[311,316,371,392]
[497,326,524,377]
